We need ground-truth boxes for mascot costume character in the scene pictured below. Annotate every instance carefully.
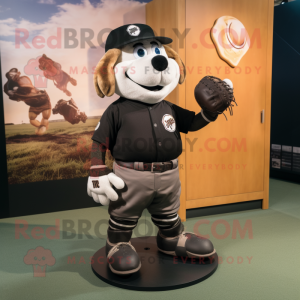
[38,54,77,97]
[52,98,87,125]
[87,24,236,275]
[4,68,51,135]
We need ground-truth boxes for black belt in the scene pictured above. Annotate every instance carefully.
[115,160,177,173]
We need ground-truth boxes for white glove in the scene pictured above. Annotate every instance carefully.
[87,173,125,206]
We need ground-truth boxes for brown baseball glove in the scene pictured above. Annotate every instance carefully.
[194,76,237,120]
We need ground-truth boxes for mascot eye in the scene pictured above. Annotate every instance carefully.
[151,44,161,55]
[133,46,147,59]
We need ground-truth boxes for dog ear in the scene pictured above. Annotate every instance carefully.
[94,49,122,98]
[164,45,186,84]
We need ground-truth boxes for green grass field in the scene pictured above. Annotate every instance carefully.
[5,118,99,138]
[5,119,114,185]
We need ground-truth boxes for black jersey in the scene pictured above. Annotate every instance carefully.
[92,97,195,162]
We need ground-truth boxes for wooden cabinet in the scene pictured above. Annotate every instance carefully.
[146,0,273,221]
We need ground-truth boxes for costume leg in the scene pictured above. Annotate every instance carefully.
[65,89,72,97]
[152,213,215,258]
[29,111,40,128]
[41,108,51,130]
[106,215,138,254]
[104,162,155,275]
[151,213,182,234]
[148,165,215,258]
[69,77,77,86]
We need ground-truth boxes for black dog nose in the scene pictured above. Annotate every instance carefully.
[151,55,168,72]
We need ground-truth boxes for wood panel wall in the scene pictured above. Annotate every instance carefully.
[146,0,274,221]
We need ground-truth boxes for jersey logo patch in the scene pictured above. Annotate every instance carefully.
[127,25,140,36]
[95,122,100,130]
[162,114,176,132]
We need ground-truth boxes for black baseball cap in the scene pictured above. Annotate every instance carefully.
[105,24,173,52]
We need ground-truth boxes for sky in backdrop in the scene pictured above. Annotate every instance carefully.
[0,0,151,124]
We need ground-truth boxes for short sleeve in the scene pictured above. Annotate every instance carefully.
[171,104,195,134]
[92,104,119,152]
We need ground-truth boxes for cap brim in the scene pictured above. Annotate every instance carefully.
[106,36,173,52]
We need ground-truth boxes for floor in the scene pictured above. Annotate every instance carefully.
[0,178,299,300]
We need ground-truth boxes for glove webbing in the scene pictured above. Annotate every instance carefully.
[205,76,238,120]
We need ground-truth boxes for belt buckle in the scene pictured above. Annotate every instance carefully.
[151,162,164,173]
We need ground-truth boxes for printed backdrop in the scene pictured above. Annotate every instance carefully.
[0,0,150,184]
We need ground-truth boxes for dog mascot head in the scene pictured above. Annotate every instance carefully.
[94,24,186,104]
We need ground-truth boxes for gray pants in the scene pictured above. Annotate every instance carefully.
[109,161,181,219]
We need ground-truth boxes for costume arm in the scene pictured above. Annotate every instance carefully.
[188,110,218,132]
[4,83,19,101]
[88,140,124,205]
[91,140,106,165]
[90,140,110,176]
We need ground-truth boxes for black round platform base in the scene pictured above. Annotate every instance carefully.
[92,236,218,291]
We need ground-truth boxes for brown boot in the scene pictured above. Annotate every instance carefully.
[157,218,216,258]
[106,228,141,275]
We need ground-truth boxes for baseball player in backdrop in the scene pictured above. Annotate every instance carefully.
[4,68,51,135]
[87,24,236,275]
